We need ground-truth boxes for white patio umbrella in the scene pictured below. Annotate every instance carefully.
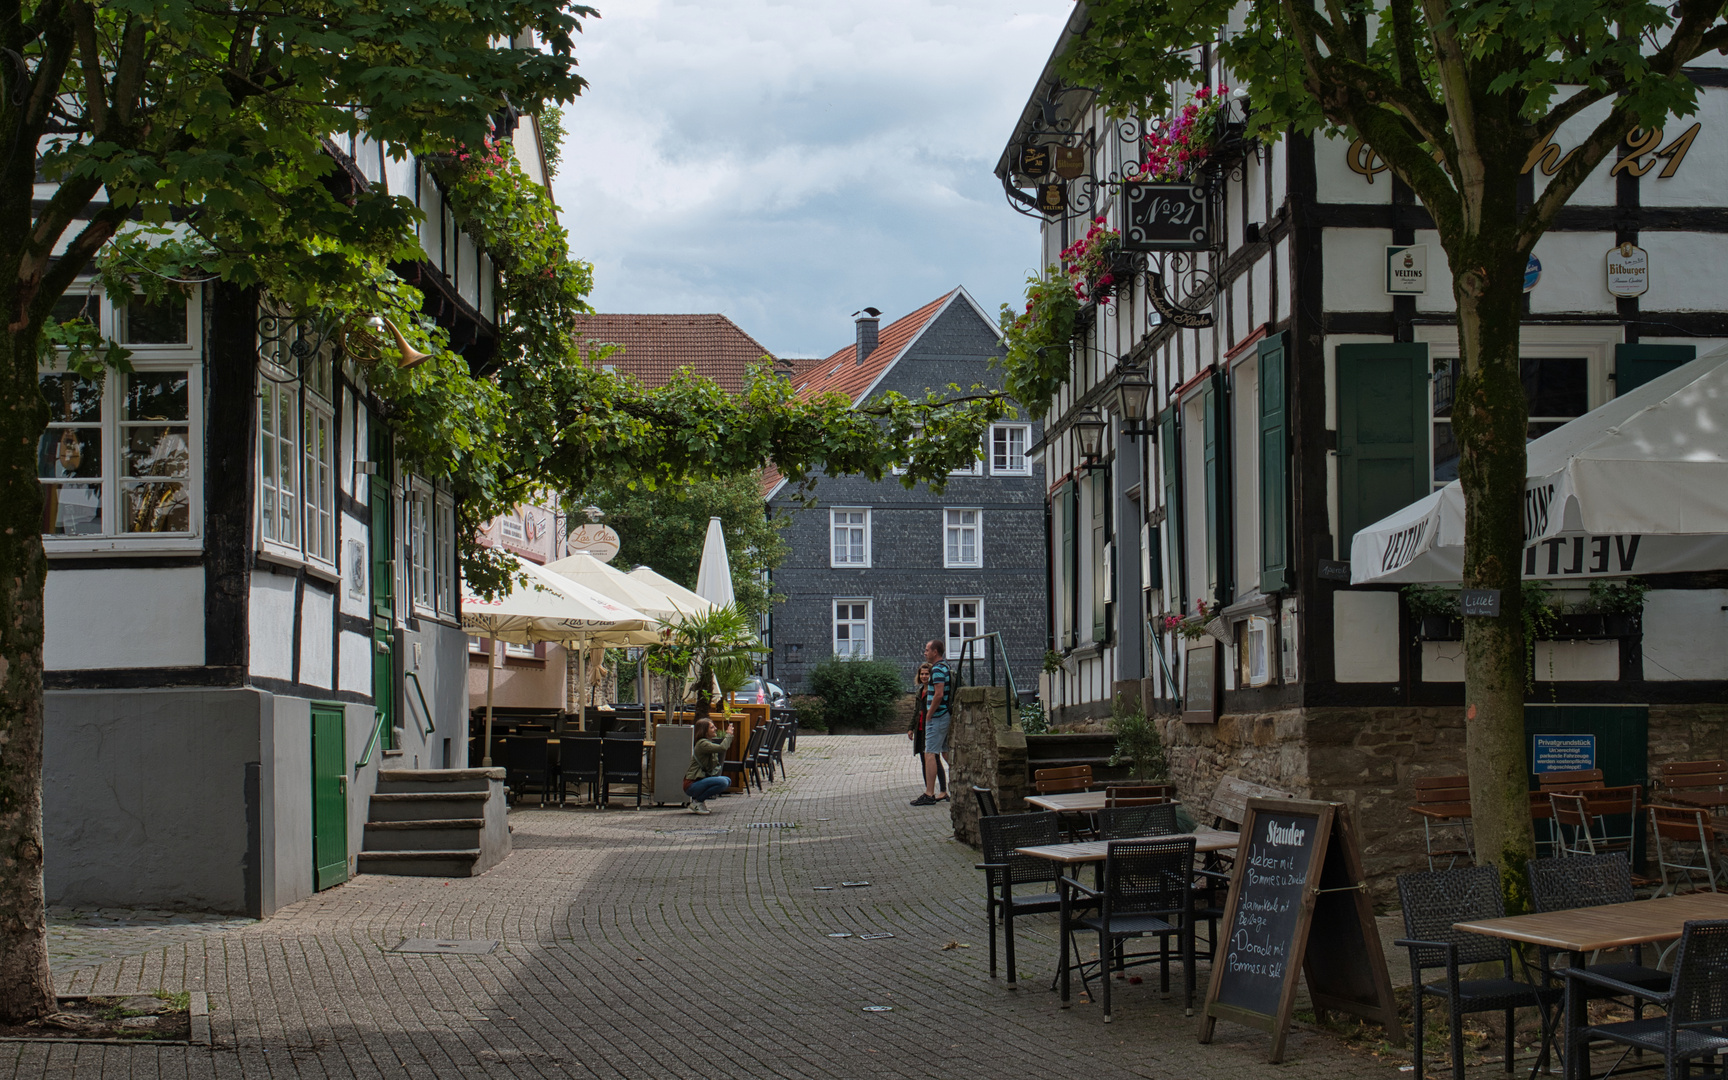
[461,554,655,765]
[694,516,737,607]
[544,551,686,621]
[1352,349,1728,584]
[626,566,715,617]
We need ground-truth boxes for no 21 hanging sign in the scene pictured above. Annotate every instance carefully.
[1606,242,1649,298]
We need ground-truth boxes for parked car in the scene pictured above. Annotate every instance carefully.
[734,677,787,707]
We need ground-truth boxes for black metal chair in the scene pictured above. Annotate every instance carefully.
[1097,802,1178,840]
[722,725,768,794]
[1395,865,1560,1080]
[976,811,1064,988]
[600,733,645,808]
[1526,854,1668,1015]
[503,736,557,806]
[762,721,791,782]
[1566,919,1728,1080]
[972,785,999,819]
[559,734,603,806]
[1064,836,1198,1022]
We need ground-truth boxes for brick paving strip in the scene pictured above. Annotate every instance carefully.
[6,736,1411,1079]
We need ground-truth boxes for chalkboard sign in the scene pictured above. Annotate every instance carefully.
[1460,588,1502,617]
[1121,181,1212,251]
[1183,642,1217,723]
[1200,799,1403,1062]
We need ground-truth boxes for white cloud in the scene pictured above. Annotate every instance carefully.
[549,0,1070,357]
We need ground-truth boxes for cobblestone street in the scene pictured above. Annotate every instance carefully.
[9,736,1404,1079]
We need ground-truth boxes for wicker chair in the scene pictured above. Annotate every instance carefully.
[976,812,1064,988]
[1097,802,1178,840]
[1395,866,1560,1080]
[1566,919,1728,1080]
[1525,854,1668,1018]
[1064,837,1198,1022]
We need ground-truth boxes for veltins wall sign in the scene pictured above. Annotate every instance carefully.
[1606,242,1649,298]
[1120,181,1212,251]
[1386,245,1427,294]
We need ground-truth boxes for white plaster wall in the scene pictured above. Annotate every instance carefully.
[1639,91,1727,208]
[1251,253,1271,329]
[1529,231,1619,313]
[1413,229,1458,313]
[339,630,373,695]
[1642,588,1728,680]
[1422,641,1465,682]
[1642,231,1728,310]
[249,573,296,680]
[1531,640,1620,681]
[46,567,204,670]
[1315,131,1391,204]
[1534,95,1618,207]
[298,588,335,690]
[1333,591,1400,682]
[1323,230,1395,312]
[266,695,313,912]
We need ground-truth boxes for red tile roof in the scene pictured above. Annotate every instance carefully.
[574,313,778,393]
[761,290,960,498]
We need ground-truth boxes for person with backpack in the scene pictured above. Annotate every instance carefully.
[911,639,951,806]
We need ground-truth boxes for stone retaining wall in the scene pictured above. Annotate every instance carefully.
[948,686,1026,847]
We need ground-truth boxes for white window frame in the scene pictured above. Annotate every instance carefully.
[944,508,983,569]
[949,434,985,476]
[832,598,872,658]
[301,364,335,567]
[830,507,871,568]
[435,493,456,616]
[408,479,434,615]
[945,597,983,662]
[256,307,339,570]
[39,351,204,554]
[990,423,1032,476]
[116,289,202,360]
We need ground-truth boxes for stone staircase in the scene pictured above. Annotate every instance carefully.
[358,767,510,878]
[1024,731,1134,785]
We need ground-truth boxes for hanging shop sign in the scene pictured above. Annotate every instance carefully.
[1524,256,1542,294]
[1347,123,1702,184]
[1035,182,1067,215]
[1385,245,1428,294]
[1606,242,1650,298]
[1148,274,1215,328]
[1120,181,1212,251]
[1017,143,1051,178]
[566,523,622,563]
[1054,145,1086,179]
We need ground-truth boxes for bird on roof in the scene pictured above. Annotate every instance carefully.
[851,307,882,317]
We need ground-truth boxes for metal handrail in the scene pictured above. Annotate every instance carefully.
[405,670,437,737]
[955,632,1019,729]
[357,708,387,769]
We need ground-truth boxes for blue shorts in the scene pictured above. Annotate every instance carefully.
[923,713,951,755]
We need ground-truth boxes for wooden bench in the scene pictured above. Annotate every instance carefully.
[1409,775,1474,870]
[1205,774,1295,830]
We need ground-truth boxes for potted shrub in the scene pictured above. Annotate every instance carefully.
[1402,584,1462,639]
[1588,578,1647,637]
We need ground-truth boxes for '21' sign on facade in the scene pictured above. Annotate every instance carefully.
[1120,181,1213,251]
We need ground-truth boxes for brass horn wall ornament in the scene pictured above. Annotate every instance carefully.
[379,315,432,369]
[339,315,433,369]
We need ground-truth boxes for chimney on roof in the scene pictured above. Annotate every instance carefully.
[854,308,881,365]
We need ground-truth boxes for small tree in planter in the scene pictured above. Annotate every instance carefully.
[1108,695,1169,782]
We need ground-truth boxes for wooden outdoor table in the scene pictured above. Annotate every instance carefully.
[1016,828,1240,1008]
[1455,892,1728,1080]
[1025,791,1109,813]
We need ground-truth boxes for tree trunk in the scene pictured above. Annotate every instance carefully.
[1451,246,1537,914]
[0,329,56,1022]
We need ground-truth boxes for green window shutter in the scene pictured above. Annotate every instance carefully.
[1159,409,1183,607]
[1258,333,1289,593]
[1059,482,1077,648]
[1614,343,1694,395]
[1336,343,1429,558]
[1090,470,1109,642]
[1202,371,1232,607]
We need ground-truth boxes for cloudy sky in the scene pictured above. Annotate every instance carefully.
[548,0,1072,359]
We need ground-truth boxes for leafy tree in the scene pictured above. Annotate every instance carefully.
[1061,0,1728,908]
[577,470,789,623]
[0,0,1012,1025]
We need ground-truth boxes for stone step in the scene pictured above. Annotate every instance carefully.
[357,849,482,877]
[376,768,503,795]
[1025,733,1118,760]
[363,819,485,852]
[368,792,488,822]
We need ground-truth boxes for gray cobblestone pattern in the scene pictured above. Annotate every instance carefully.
[770,300,1049,694]
[8,736,1399,1080]
[48,909,256,977]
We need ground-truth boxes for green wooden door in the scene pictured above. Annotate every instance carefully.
[369,428,395,749]
[311,704,349,890]
[1337,343,1430,555]
[1525,704,1649,861]
[1614,343,1694,395]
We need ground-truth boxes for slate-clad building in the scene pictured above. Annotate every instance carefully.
[765,289,1047,694]
[999,8,1728,885]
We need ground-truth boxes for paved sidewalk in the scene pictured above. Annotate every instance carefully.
[48,908,255,977]
[5,735,1403,1079]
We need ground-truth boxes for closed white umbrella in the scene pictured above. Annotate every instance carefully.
[694,517,737,607]
[462,554,655,765]
[1352,349,1728,584]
